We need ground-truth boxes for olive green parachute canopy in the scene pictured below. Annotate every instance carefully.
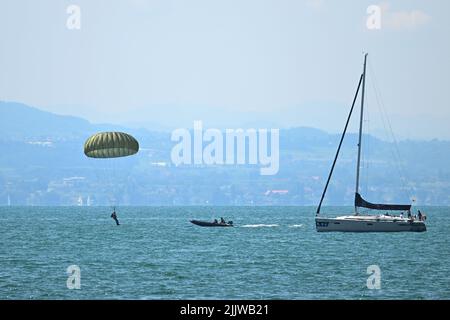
[84,132,139,158]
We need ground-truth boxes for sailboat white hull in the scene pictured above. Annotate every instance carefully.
[315,215,426,232]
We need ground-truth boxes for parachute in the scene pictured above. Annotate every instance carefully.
[84,132,139,158]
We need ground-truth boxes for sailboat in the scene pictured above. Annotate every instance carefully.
[315,54,426,232]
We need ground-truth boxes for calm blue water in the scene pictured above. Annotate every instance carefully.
[0,206,448,299]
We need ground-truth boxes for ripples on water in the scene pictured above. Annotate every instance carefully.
[0,206,448,299]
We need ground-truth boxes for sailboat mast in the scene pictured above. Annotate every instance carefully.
[355,53,368,215]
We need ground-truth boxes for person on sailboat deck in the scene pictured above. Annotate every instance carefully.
[418,210,425,221]
[407,210,412,219]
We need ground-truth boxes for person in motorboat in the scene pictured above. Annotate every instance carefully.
[214,219,218,224]
[220,217,226,224]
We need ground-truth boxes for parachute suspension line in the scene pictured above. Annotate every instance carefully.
[88,157,105,206]
[109,158,117,209]
[98,156,113,207]
[368,61,411,201]
[91,158,112,207]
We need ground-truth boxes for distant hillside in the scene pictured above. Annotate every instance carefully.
[0,101,93,139]
[1,101,450,206]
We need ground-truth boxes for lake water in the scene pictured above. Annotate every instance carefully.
[0,206,448,299]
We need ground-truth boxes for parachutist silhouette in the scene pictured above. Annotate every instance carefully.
[111,209,120,225]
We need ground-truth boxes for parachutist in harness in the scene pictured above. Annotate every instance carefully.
[111,208,120,225]
[83,131,139,228]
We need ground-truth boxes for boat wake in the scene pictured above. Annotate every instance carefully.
[288,224,304,228]
[240,224,279,228]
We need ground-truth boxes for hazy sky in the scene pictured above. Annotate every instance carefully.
[1,0,449,139]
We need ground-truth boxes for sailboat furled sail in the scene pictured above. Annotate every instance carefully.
[355,193,411,211]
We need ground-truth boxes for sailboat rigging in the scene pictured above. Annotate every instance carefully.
[315,54,426,232]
